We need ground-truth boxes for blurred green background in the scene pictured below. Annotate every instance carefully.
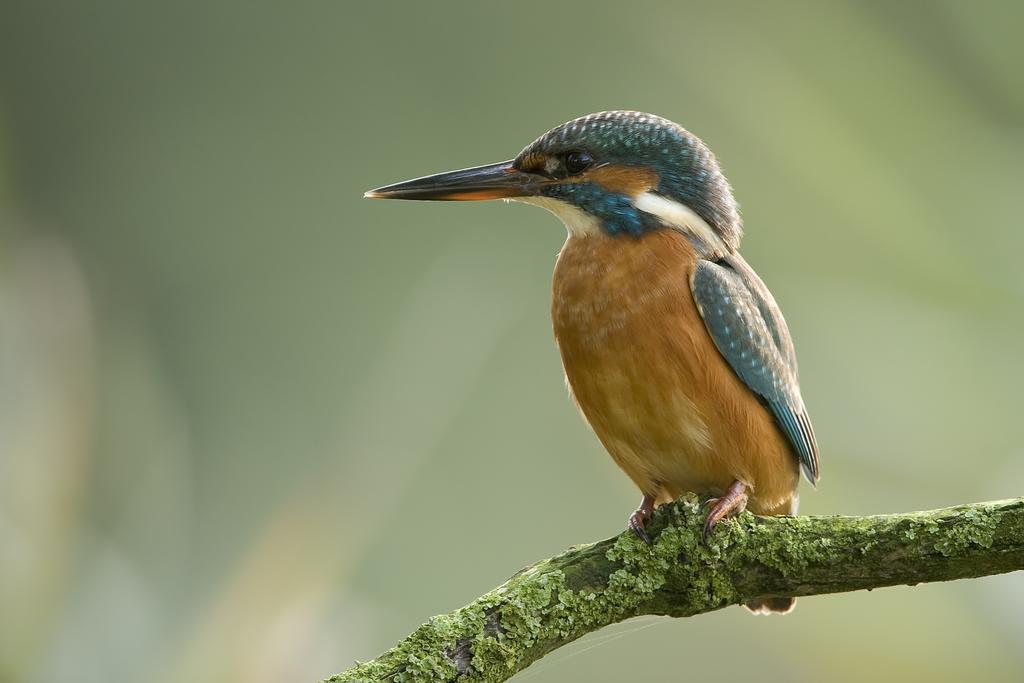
[1,1,1023,681]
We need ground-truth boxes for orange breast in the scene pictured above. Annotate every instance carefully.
[552,230,799,515]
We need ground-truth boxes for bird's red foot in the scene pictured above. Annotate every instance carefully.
[703,481,749,540]
[628,494,657,545]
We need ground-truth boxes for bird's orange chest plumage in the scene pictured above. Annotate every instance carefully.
[552,229,799,516]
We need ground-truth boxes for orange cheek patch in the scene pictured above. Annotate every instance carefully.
[583,165,660,196]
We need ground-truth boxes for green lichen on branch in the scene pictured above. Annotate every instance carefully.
[325,497,1024,683]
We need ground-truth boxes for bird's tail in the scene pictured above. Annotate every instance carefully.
[744,597,797,615]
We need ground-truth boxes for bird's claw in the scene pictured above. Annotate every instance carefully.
[628,494,657,545]
[701,515,721,541]
[626,511,651,544]
[702,482,749,542]
[629,509,653,545]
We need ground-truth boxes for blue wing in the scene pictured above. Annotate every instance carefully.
[690,254,820,483]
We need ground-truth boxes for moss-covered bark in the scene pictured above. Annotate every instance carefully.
[325,496,1024,683]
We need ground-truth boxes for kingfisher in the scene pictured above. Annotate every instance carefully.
[366,111,819,614]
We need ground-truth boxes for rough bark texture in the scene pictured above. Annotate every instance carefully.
[326,496,1024,683]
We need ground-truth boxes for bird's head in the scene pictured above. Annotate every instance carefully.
[366,111,741,258]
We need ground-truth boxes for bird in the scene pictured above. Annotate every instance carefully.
[365,111,819,614]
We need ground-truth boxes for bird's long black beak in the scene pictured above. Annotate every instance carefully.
[364,160,546,201]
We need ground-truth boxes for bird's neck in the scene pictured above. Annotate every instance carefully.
[552,229,698,343]
[631,192,733,259]
[520,192,736,260]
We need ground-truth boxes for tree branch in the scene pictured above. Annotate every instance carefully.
[325,496,1024,682]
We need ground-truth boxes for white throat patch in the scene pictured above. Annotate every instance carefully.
[512,196,602,237]
[633,192,728,255]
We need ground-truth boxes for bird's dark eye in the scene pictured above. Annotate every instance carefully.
[564,150,593,175]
